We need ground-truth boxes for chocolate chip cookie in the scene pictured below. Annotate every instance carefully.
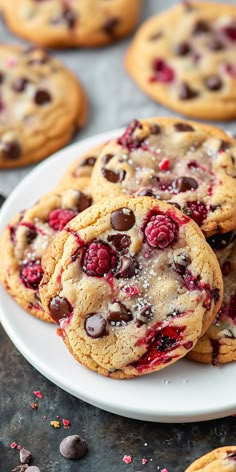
[39,196,222,378]
[1,0,142,49]
[0,45,87,168]
[187,239,236,365]
[126,1,236,120]
[0,188,92,321]
[185,446,236,472]
[91,117,236,238]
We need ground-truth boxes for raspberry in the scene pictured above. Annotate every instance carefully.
[144,213,178,249]
[48,209,77,231]
[183,201,208,226]
[20,260,43,289]
[159,158,170,171]
[117,119,143,150]
[83,241,117,277]
[150,58,175,83]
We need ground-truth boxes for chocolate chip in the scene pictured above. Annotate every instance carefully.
[59,435,87,460]
[1,140,22,160]
[219,140,231,152]
[80,156,97,167]
[77,191,92,212]
[12,78,29,93]
[34,89,51,105]
[193,19,210,35]
[111,208,135,231]
[0,72,5,84]
[108,301,132,325]
[206,231,235,250]
[136,188,156,197]
[167,201,181,210]
[85,313,106,338]
[136,304,153,324]
[149,31,163,40]
[0,193,6,207]
[114,255,139,279]
[175,42,191,56]
[207,38,225,51]
[150,123,161,134]
[26,228,37,244]
[20,448,32,465]
[103,17,119,35]
[102,153,114,165]
[179,82,199,100]
[172,177,198,193]
[102,168,125,183]
[63,7,77,29]
[173,251,191,275]
[174,122,194,132]
[205,75,223,91]
[107,233,131,251]
[49,296,72,323]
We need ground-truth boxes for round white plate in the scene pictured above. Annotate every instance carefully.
[0,129,235,423]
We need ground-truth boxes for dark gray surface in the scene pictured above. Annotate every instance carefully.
[1,1,236,471]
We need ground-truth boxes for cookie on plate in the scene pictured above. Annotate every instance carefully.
[126,1,236,120]
[185,446,236,472]
[0,45,87,168]
[91,117,236,237]
[0,188,92,321]
[187,240,236,365]
[56,145,104,193]
[1,0,142,49]
[39,196,222,379]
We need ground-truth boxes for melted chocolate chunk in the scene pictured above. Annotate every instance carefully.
[108,301,132,325]
[103,17,119,35]
[107,233,131,252]
[80,156,97,167]
[192,19,211,35]
[227,451,236,461]
[49,296,72,323]
[179,82,199,100]
[219,140,231,152]
[150,123,161,134]
[205,75,223,91]
[1,140,22,160]
[102,168,126,183]
[34,89,51,105]
[59,435,87,460]
[207,231,235,250]
[173,251,191,275]
[174,122,194,132]
[85,313,106,338]
[172,176,198,193]
[136,304,153,324]
[111,208,135,231]
[12,78,29,93]
[136,188,156,197]
[207,37,225,50]
[102,153,114,165]
[114,255,139,279]
[26,228,37,244]
[63,6,77,29]
[175,42,191,56]
[77,192,92,212]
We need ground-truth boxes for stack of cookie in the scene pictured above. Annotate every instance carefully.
[1,116,236,379]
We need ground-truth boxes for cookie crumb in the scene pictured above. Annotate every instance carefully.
[33,391,43,399]
[51,420,60,428]
[123,455,132,464]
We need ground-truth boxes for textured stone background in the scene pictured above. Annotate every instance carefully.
[0,1,236,471]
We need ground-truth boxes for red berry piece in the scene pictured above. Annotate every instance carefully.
[48,209,77,231]
[183,201,208,226]
[159,158,170,171]
[117,119,144,150]
[83,241,117,277]
[144,213,178,249]
[150,58,175,83]
[221,24,236,41]
[20,261,43,289]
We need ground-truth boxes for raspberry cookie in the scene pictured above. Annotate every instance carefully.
[188,240,236,365]
[0,188,92,321]
[126,2,236,120]
[57,145,104,193]
[39,196,222,378]
[1,0,142,49]
[91,117,236,237]
[0,45,87,168]
[185,446,236,472]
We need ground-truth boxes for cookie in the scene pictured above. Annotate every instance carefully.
[1,0,142,49]
[185,446,236,472]
[126,1,236,121]
[39,196,222,379]
[0,188,92,321]
[91,117,236,238]
[0,45,87,168]
[187,239,236,365]
[56,145,104,193]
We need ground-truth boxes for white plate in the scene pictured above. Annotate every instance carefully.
[0,129,235,423]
